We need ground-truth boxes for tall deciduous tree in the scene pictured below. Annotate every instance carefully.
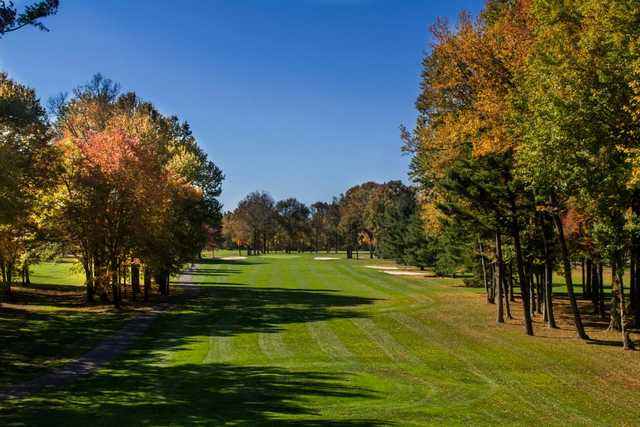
[0,72,56,294]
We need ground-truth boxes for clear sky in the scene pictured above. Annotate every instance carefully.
[1,0,482,209]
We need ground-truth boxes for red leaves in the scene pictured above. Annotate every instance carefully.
[78,128,139,177]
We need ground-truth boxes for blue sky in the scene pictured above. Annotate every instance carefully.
[1,0,482,209]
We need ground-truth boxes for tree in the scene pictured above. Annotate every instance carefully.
[309,201,329,252]
[405,1,537,335]
[376,186,434,270]
[222,212,251,255]
[0,72,56,294]
[339,182,380,259]
[52,75,223,305]
[516,0,640,346]
[236,191,277,255]
[275,198,309,253]
[0,0,59,37]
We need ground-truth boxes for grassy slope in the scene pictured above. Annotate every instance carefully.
[2,253,640,426]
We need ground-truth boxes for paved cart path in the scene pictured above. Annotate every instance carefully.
[0,269,198,402]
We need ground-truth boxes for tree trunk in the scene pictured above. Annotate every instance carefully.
[536,272,543,315]
[24,264,30,286]
[553,212,588,339]
[585,259,592,299]
[529,263,537,315]
[478,239,492,304]
[131,264,140,301]
[143,267,151,302]
[508,197,534,336]
[631,203,640,328]
[84,257,96,303]
[581,258,586,298]
[1,262,6,288]
[507,262,514,302]
[162,272,168,296]
[4,262,13,295]
[618,270,631,350]
[609,257,631,349]
[541,216,557,328]
[504,269,513,320]
[495,232,505,324]
[599,263,606,319]
[111,269,120,309]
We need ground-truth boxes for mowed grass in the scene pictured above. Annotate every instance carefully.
[29,258,85,287]
[1,253,640,426]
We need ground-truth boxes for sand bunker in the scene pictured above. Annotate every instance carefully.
[314,257,340,261]
[383,270,424,276]
[364,265,399,270]
[220,256,247,261]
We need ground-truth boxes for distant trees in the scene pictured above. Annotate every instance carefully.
[222,182,436,271]
[339,182,380,259]
[235,191,277,255]
[376,186,433,269]
[276,198,310,253]
[222,212,251,255]
[309,202,330,252]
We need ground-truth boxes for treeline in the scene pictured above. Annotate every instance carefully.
[221,181,445,271]
[404,0,640,348]
[0,72,223,306]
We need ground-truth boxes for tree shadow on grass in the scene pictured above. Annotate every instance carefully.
[0,308,130,388]
[0,277,388,426]
[149,285,380,357]
[0,361,390,426]
[0,260,388,425]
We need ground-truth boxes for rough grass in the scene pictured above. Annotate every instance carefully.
[1,252,640,426]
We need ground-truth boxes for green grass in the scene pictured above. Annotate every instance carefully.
[29,259,85,287]
[2,253,640,425]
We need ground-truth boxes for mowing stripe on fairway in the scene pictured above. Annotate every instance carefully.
[306,321,353,360]
[258,332,292,361]
[385,311,597,424]
[204,314,237,363]
[351,318,418,363]
[332,263,399,298]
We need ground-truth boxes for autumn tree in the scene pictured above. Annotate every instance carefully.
[516,0,640,346]
[222,212,251,255]
[405,1,538,335]
[52,75,222,305]
[339,182,381,259]
[0,72,56,294]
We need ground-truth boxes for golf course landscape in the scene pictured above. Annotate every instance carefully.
[2,253,639,426]
[4,1,640,425]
